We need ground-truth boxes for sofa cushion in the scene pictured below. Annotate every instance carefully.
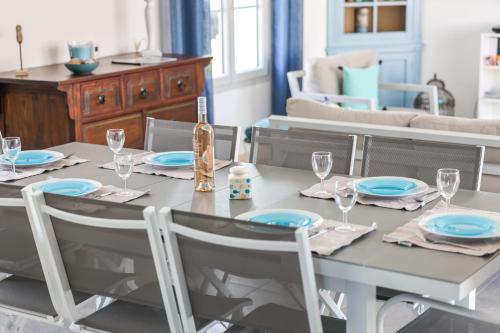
[302,50,378,95]
[286,97,419,127]
[342,65,379,110]
[410,115,500,164]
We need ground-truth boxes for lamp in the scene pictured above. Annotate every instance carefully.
[141,0,162,57]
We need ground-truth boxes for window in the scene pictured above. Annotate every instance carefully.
[210,0,270,86]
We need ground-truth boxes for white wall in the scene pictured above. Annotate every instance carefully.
[0,0,147,72]
[302,0,500,118]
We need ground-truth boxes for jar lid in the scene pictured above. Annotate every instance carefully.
[230,165,250,175]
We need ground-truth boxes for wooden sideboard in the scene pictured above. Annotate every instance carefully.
[0,53,211,149]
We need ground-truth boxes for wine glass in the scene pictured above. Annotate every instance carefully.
[2,137,21,176]
[312,152,333,195]
[113,152,134,196]
[437,168,460,208]
[106,129,125,154]
[332,180,358,232]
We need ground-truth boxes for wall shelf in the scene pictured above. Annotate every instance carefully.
[477,33,500,119]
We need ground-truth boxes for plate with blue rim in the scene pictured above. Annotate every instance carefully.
[143,151,194,168]
[235,209,323,230]
[355,176,428,198]
[34,178,102,197]
[0,150,64,167]
[418,212,500,240]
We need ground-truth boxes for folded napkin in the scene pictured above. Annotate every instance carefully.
[99,153,231,180]
[383,201,500,256]
[0,155,88,182]
[85,185,150,203]
[301,176,440,211]
[309,219,377,256]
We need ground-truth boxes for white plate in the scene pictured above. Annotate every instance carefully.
[235,209,323,229]
[354,176,429,199]
[0,150,64,168]
[418,212,500,240]
[32,178,102,197]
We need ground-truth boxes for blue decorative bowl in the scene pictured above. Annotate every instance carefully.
[64,62,99,75]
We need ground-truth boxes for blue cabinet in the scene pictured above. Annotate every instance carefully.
[327,0,422,107]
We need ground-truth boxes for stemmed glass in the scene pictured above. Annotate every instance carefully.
[437,168,460,209]
[113,152,134,196]
[312,152,333,196]
[106,129,125,154]
[333,180,358,232]
[2,137,21,176]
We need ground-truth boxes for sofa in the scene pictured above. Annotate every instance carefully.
[282,97,500,193]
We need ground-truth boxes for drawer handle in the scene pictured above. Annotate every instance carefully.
[176,79,185,91]
[140,87,149,98]
[98,95,106,105]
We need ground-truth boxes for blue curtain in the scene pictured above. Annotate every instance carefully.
[271,0,304,116]
[170,0,214,123]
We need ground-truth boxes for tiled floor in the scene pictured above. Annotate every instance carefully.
[8,272,500,333]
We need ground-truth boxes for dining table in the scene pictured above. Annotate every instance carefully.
[7,141,500,333]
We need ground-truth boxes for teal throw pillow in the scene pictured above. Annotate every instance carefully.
[342,65,379,110]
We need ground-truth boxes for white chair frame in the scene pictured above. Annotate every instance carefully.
[377,294,500,333]
[22,189,184,333]
[159,208,324,333]
[287,70,440,115]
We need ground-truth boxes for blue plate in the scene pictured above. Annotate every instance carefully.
[357,178,417,196]
[38,179,101,197]
[249,212,314,228]
[145,151,194,168]
[0,150,64,167]
[419,213,500,239]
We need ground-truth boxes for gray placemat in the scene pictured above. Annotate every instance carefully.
[383,201,500,257]
[85,185,150,203]
[0,155,88,182]
[309,220,377,256]
[301,176,440,211]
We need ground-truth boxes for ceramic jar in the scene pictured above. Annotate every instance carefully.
[228,165,252,199]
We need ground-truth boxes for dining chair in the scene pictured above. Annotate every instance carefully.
[0,183,93,331]
[250,127,357,175]
[144,117,242,161]
[22,189,185,333]
[361,135,485,191]
[377,293,500,333]
[159,208,346,333]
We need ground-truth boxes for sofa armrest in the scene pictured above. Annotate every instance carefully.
[379,82,439,115]
[287,70,306,97]
[297,93,377,111]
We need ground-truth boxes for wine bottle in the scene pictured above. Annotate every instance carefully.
[193,96,215,192]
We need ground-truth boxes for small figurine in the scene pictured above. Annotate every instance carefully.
[15,25,28,77]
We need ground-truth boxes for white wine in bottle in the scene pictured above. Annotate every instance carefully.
[193,96,215,192]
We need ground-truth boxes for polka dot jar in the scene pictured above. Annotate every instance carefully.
[228,165,252,200]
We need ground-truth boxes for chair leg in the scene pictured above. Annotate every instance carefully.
[319,289,346,320]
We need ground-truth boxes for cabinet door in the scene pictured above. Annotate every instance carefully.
[146,101,197,122]
[82,113,143,148]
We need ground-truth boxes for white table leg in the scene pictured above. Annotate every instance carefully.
[457,289,476,310]
[346,281,377,333]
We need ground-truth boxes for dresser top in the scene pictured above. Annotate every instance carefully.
[0,53,211,86]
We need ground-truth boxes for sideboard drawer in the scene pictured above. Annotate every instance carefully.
[147,101,197,122]
[81,78,122,117]
[163,65,197,99]
[124,70,161,109]
[82,113,143,148]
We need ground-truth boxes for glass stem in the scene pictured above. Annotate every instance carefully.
[446,197,451,209]
[11,161,16,176]
[343,211,348,225]
[124,178,127,193]
[321,178,325,193]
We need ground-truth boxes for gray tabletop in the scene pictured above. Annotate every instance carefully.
[8,142,500,300]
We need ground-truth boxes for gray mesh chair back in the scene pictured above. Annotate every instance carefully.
[144,118,241,161]
[24,191,182,332]
[361,135,485,191]
[250,127,356,175]
[0,184,44,280]
[162,209,323,333]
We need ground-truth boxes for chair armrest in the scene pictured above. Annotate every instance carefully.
[377,294,500,333]
[379,82,439,115]
[287,70,306,97]
[297,92,377,111]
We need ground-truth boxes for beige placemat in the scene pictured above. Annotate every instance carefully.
[0,156,88,182]
[98,152,153,169]
[301,176,440,211]
[383,201,500,256]
[85,185,150,203]
[309,219,377,256]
